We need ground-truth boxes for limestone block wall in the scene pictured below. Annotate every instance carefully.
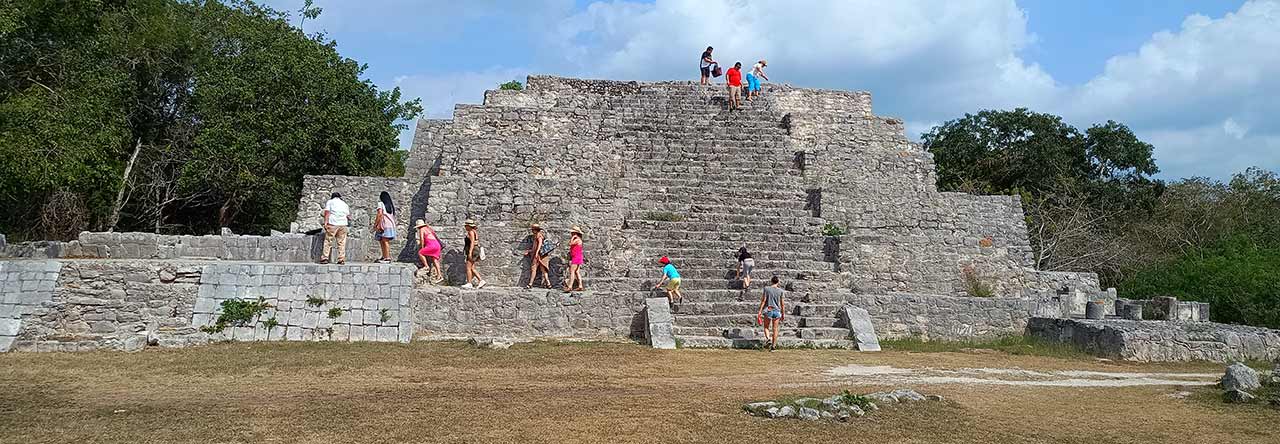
[411,287,642,339]
[839,293,1065,340]
[0,231,374,264]
[194,263,413,343]
[0,260,62,351]
[1028,318,1280,363]
[6,260,202,352]
[2,260,414,352]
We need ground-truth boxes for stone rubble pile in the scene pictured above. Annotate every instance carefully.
[743,388,941,422]
[1218,361,1279,405]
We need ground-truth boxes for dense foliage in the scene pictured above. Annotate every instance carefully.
[0,0,420,239]
[923,109,1163,275]
[926,108,1280,328]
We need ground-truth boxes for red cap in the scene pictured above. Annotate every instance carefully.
[659,256,670,265]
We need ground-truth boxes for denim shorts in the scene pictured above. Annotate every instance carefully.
[764,309,781,319]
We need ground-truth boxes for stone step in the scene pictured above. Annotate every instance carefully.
[611,288,843,303]
[620,266,838,281]
[626,195,810,211]
[674,335,855,349]
[625,220,822,236]
[667,301,842,316]
[631,247,825,261]
[629,185,807,201]
[595,276,837,292]
[672,326,850,340]
[618,257,835,272]
[637,201,812,215]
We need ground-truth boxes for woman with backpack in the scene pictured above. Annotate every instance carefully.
[563,226,586,292]
[462,219,486,289]
[372,192,398,264]
[526,223,553,289]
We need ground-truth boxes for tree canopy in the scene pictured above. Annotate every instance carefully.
[926,108,1280,329]
[0,0,421,239]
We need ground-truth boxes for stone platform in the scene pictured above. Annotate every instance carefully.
[1,259,412,352]
[1028,317,1280,363]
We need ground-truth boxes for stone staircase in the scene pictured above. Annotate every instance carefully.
[608,84,854,348]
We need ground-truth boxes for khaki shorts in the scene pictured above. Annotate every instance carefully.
[665,278,682,291]
[728,86,741,100]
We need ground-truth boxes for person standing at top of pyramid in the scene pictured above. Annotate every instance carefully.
[725,62,744,111]
[699,46,717,85]
[747,60,768,101]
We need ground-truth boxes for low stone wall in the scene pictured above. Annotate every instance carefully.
[1,260,63,351]
[837,293,1065,340]
[1027,317,1280,363]
[0,231,376,263]
[2,259,413,352]
[411,287,643,340]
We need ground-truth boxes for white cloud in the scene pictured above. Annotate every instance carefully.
[288,0,1279,178]
[543,0,1280,179]
[549,0,1060,120]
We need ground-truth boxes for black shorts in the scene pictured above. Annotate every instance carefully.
[700,66,711,77]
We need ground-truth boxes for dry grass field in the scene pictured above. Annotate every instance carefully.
[1,340,1275,443]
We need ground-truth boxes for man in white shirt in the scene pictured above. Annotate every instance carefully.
[320,192,351,264]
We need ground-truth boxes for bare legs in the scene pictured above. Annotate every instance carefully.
[465,260,483,286]
[378,238,390,261]
[419,254,442,283]
[527,256,551,288]
[563,264,584,291]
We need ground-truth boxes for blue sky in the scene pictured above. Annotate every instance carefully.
[265,0,1278,180]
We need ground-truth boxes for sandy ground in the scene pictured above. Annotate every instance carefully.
[1,341,1276,443]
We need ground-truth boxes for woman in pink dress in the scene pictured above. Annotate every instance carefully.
[415,219,443,284]
[563,226,585,292]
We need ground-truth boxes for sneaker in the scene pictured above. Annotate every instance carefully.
[477,279,487,289]
[461,283,474,289]
[377,258,392,264]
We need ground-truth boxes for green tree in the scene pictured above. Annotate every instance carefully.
[922,109,1162,275]
[499,80,523,91]
[0,0,420,239]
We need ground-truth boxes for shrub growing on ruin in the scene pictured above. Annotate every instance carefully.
[201,297,271,333]
[499,80,523,91]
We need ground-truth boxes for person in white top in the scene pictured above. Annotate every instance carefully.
[747,60,769,101]
[320,192,351,264]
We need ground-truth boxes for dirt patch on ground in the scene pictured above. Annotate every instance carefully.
[1,342,1274,443]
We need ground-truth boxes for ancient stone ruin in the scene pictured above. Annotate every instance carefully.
[2,76,1277,360]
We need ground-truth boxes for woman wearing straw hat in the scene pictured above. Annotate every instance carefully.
[462,219,487,289]
[525,223,553,289]
[563,226,586,292]
[415,219,444,284]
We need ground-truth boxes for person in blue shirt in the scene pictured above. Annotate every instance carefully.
[653,256,683,304]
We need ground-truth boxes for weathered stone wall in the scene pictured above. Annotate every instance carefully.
[1,260,62,351]
[411,287,642,339]
[6,260,202,352]
[0,231,375,264]
[1028,317,1280,363]
[195,263,413,343]
[837,293,1065,340]
[3,260,413,352]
